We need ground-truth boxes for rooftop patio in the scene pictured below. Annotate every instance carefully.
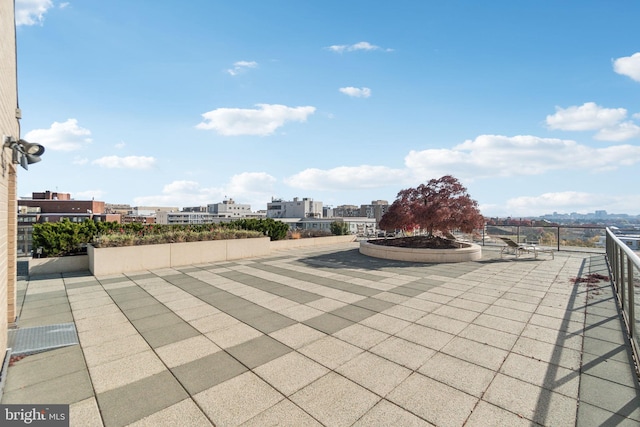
[2,242,639,426]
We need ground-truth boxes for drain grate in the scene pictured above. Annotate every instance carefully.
[8,323,79,357]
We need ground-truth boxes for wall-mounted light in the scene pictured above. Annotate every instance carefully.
[3,136,45,170]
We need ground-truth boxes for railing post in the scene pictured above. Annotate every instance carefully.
[611,241,616,285]
[628,257,635,340]
[619,250,625,309]
[557,226,560,252]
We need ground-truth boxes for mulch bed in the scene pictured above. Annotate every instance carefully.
[368,236,467,249]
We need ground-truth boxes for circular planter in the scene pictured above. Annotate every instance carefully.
[359,239,482,263]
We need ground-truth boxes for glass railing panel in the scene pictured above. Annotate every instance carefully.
[558,227,606,251]
[483,225,606,252]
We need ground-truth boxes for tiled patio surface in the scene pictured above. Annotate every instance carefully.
[2,242,639,426]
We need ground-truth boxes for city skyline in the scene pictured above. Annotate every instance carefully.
[19,189,640,222]
[13,0,640,217]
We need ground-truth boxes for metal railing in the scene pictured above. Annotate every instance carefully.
[479,225,607,252]
[606,227,640,361]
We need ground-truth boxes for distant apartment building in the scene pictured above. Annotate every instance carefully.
[182,206,208,213]
[121,215,156,224]
[156,211,219,225]
[19,191,105,216]
[105,203,132,215]
[298,217,377,236]
[131,206,178,216]
[208,198,252,218]
[333,205,360,218]
[267,197,323,219]
[333,201,389,225]
[360,200,389,223]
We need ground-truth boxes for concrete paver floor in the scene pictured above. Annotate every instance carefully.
[2,242,639,426]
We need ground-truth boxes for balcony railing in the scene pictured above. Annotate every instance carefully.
[606,227,640,362]
[478,224,608,252]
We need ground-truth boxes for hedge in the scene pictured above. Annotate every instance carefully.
[32,218,291,257]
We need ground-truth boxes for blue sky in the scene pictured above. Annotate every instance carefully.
[14,0,640,217]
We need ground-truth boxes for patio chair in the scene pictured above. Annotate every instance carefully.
[498,237,554,260]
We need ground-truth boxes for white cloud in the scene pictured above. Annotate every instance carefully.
[196,104,316,136]
[163,180,201,194]
[505,192,640,217]
[92,156,156,169]
[285,165,409,191]
[133,180,221,207]
[545,102,640,141]
[23,119,92,151]
[339,87,372,98]
[227,172,276,195]
[282,134,640,195]
[15,0,53,26]
[594,121,640,141]
[133,174,277,209]
[405,134,640,180]
[227,60,258,76]
[74,189,105,200]
[115,141,126,149]
[613,52,640,82]
[326,41,392,53]
[546,102,627,131]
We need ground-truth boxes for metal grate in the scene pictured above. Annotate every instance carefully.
[8,323,79,357]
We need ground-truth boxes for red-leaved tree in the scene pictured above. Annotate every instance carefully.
[378,199,417,235]
[380,175,484,237]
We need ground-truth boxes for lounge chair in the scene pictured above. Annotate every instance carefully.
[498,237,554,260]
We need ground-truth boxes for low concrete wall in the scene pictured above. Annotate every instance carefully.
[29,255,90,275]
[170,238,270,266]
[359,240,482,263]
[227,237,271,260]
[88,237,271,276]
[89,243,171,276]
[32,235,357,277]
[270,235,357,250]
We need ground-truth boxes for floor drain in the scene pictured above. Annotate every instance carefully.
[8,323,79,356]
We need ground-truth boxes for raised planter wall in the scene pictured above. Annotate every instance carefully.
[88,237,271,276]
[29,255,90,276]
[88,243,171,276]
[169,238,271,267]
[359,240,482,263]
[28,235,359,277]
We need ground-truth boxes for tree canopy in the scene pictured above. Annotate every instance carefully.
[379,175,484,237]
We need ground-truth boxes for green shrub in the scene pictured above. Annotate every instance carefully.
[330,221,350,236]
[33,217,300,257]
[228,218,289,241]
[32,218,87,257]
